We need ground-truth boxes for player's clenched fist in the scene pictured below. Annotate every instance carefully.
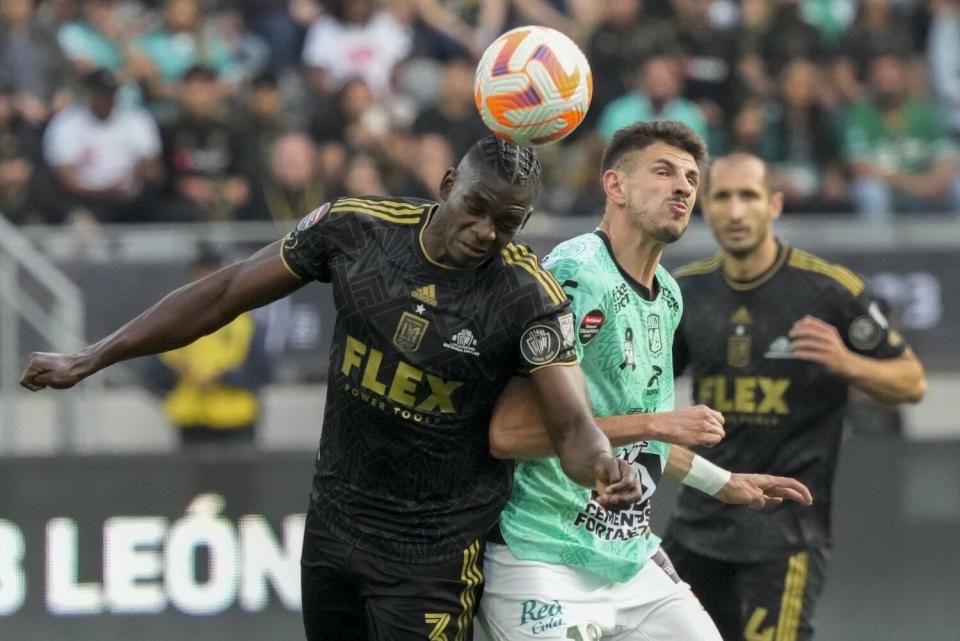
[20,352,89,391]
[653,405,725,447]
[593,456,643,511]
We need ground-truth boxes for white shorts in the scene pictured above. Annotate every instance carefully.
[476,542,721,641]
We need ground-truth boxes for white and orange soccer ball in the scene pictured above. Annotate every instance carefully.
[474,25,593,147]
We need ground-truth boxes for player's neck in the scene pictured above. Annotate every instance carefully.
[723,237,780,282]
[598,217,663,289]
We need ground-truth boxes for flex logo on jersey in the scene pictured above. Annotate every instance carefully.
[341,334,463,416]
[697,376,790,415]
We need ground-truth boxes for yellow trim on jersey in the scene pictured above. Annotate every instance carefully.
[329,204,423,225]
[337,196,424,211]
[673,253,723,279]
[417,205,458,270]
[279,243,303,279]
[335,197,426,218]
[774,552,809,641]
[788,249,864,296]
[455,539,483,641]
[528,359,578,374]
[502,244,567,305]
[725,245,790,291]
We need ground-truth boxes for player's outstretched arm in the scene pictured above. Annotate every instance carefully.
[20,241,303,391]
[526,364,642,511]
[789,315,926,405]
[489,377,725,459]
[665,446,813,509]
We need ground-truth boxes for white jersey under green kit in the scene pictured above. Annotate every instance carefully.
[498,231,682,583]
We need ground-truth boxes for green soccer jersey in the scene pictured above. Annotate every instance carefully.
[498,232,682,582]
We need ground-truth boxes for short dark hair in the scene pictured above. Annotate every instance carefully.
[600,121,708,173]
[465,136,543,187]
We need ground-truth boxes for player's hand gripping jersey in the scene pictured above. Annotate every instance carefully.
[281,196,576,563]
[669,244,908,561]
[497,231,683,582]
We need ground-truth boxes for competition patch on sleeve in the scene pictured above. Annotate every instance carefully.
[849,315,883,350]
[578,309,605,345]
[520,325,562,366]
[558,312,575,349]
[297,202,330,230]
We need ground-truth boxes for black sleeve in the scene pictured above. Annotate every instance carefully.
[673,315,690,376]
[280,201,336,282]
[836,285,909,359]
[517,305,578,374]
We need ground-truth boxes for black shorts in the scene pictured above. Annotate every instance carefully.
[300,505,485,641]
[663,538,829,641]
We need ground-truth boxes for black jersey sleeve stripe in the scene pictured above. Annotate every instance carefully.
[502,244,566,305]
[329,204,424,225]
[673,253,724,278]
[337,196,425,211]
[512,244,568,302]
[514,245,568,303]
[788,250,864,296]
[336,197,426,214]
[279,242,304,279]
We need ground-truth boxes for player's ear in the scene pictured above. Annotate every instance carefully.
[438,168,457,201]
[602,168,627,207]
[770,190,784,221]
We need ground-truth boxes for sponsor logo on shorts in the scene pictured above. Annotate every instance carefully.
[519,599,565,635]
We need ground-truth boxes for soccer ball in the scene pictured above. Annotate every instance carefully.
[474,26,592,147]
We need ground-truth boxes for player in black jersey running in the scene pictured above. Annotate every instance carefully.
[19,136,642,641]
[662,153,926,641]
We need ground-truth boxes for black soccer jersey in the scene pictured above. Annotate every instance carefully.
[281,196,576,563]
[667,242,907,562]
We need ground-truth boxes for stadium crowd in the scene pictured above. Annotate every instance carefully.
[1,0,959,227]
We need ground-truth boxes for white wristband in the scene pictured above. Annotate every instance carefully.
[682,455,732,496]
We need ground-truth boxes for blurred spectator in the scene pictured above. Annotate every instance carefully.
[0,0,74,126]
[239,72,301,175]
[56,0,146,102]
[236,0,309,73]
[412,0,506,59]
[301,0,412,95]
[834,0,917,104]
[0,82,60,223]
[767,59,849,212]
[584,0,662,126]
[661,0,741,131]
[411,56,488,159]
[249,131,330,222]
[160,65,254,221]
[42,69,162,223]
[338,152,388,196]
[844,54,960,218]
[737,0,824,84]
[597,54,708,142]
[145,248,271,448]
[929,0,960,139]
[310,76,392,152]
[133,0,234,106]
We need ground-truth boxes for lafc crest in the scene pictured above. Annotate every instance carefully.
[393,311,429,352]
[727,306,752,368]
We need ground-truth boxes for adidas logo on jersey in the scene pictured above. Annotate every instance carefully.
[411,284,438,307]
[764,336,796,359]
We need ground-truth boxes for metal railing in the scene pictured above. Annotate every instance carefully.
[0,214,92,453]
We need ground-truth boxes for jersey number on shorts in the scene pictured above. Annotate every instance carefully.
[424,612,451,641]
